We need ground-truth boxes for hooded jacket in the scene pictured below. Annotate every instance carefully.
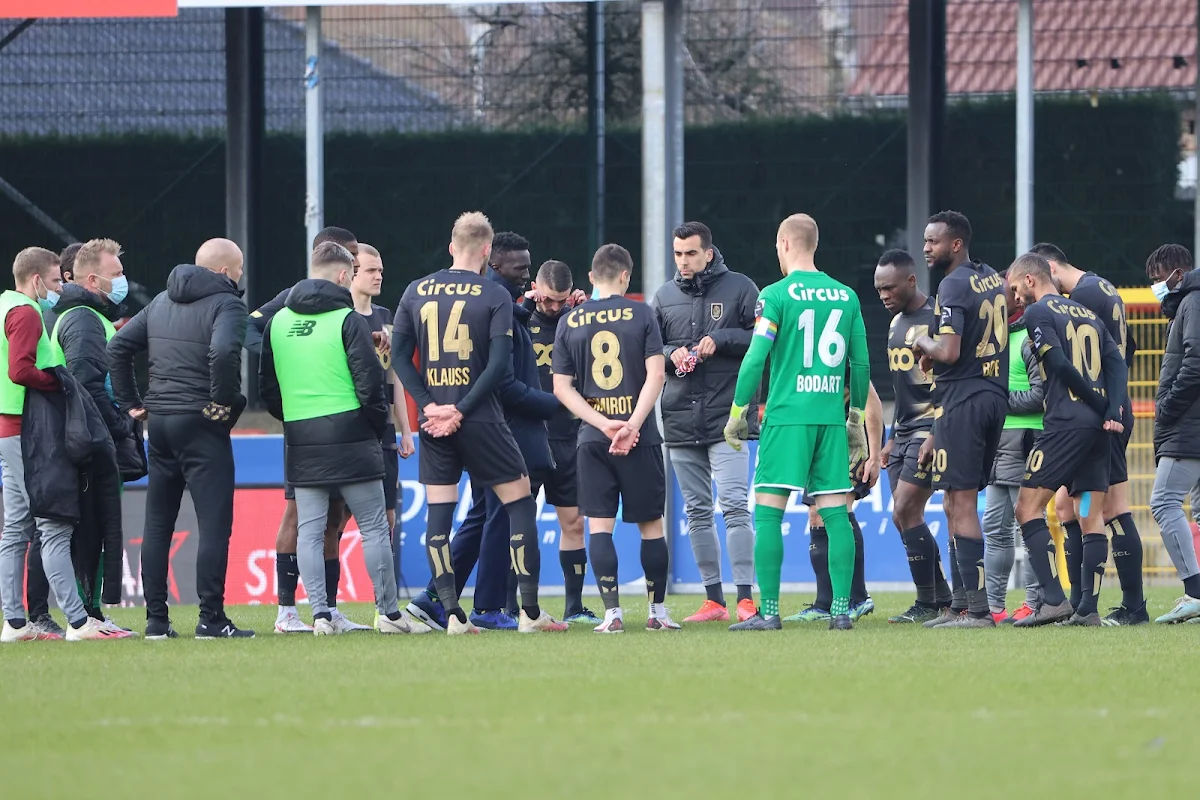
[490,269,556,474]
[652,247,760,446]
[108,265,246,419]
[259,279,389,487]
[46,282,133,443]
[990,312,1045,486]
[1156,271,1200,461]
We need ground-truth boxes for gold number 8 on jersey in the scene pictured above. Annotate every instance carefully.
[591,331,624,390]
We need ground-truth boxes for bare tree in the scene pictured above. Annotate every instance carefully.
[458,1,801,129]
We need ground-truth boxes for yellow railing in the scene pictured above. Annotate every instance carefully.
[1120,287,1176,582]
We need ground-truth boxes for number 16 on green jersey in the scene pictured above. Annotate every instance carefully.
[753,271,870,427]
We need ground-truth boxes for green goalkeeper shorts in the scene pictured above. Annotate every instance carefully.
[753,423,852,496]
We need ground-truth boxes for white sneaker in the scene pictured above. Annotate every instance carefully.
[275,608,315,634]
[446,615,482,635]
[67,617,133,641]
[647,603,682,631]
[330,608,372,633]
[104,618,139,637]
[594,608,625,634]
[313,618,338,636]
[518,609,570,633]
[1,621,37,643]
[377,614,416,634]
[400,609,431,634]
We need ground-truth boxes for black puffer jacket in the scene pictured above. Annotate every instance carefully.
[108,265,246,418]
[46,283,132,443]
[1156,277,1200,460]
[259,279,388,487]
[653,247,760,446]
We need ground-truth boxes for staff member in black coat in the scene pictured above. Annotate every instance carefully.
[653,221,759,623]
[108,237,252,639]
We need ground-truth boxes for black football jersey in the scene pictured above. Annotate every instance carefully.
[529,308,580,441]
[1024,295,1119,430]
[552,295,664,446]
[887,297,936,435]
[932,261,1008,403]
[394,269,513,424]
[1068,271,1133,368]
[362,303,396,426]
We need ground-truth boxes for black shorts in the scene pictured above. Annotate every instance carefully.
[544,438,578,508]
[576,441,665,524]
[931,391,1006,492]
[383,446,399,512]
[418,421,527,488]
[1108,399,1134,485]
[886,431,933,490]
[1022,428,1112,496]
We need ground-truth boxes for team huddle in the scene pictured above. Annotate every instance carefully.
[3,203,1193,642]
[261,208,1199,635]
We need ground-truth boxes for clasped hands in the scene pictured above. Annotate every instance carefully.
[421,404,464,437]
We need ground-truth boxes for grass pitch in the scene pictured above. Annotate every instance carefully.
[1,589,1195,799]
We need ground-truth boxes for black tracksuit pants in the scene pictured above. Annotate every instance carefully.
[142,413,235,625]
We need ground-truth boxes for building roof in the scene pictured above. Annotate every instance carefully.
[849,0,1197,99]
[0,8,450,138]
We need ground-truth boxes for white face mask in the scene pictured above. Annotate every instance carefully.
[1151,280,1172,302]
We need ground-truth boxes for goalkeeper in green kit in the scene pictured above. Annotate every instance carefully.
[725,214,871,631]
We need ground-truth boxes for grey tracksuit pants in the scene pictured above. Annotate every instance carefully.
[295,481,398,619]
[670,441,755,586]
[0,436,86,624]
[982,483,1040,610]
[1150,457,1200,585]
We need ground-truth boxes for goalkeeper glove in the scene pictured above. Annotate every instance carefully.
[846,407,868,468]
[723,404,749,451]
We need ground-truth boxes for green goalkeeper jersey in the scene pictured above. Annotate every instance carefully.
[737,269,869,427]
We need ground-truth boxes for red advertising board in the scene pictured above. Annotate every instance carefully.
[0,1,176,16]
[117,489,379,607]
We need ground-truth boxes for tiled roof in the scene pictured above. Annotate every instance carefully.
[0,8,450,138]
[849,0,1197,98]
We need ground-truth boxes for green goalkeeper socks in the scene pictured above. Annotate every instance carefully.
[754,504,786,617]
[820,504,853,617]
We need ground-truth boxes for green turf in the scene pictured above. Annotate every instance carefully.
[1,589,1195,799]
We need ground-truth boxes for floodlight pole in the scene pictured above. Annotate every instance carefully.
[305,6,324,255]
[642,0,684,586]
[1016,0,1034,256]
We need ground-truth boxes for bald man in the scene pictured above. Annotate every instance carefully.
[108,238,254,639]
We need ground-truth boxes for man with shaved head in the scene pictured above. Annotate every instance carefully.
[108,237,253,639]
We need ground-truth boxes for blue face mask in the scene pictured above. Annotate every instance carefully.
[1151,280,1172,303]
[106,275,129,305]
[37,278,59,310]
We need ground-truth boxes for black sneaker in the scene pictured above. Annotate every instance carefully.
[829,614,853,630]
[888,602,939,624]
[195,619,255,639]
[1059,612,1102,627]
[728,613,782,631]
[145,618,179,640]
[1101,604,1149,627]
[32,613,65,638]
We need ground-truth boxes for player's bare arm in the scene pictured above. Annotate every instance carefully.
[612,353,666,453]
[911,330,960,372]
[859,381,884,487]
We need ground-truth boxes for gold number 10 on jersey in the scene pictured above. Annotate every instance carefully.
[419,301,474,362]
[590,331,624,390]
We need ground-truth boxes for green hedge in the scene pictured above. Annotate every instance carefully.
[0,94,1183,314]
